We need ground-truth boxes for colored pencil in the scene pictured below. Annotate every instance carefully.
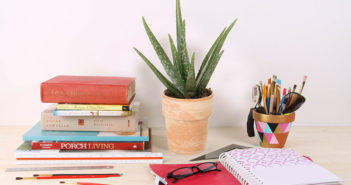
[60,181,111,185]
[33,173,122,177]
[269,76,277,114]
[276,79,281,112]
[298,75,307,94]
[262,84,268,113]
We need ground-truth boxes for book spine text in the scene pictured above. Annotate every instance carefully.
[53,110,132,116]
[56,104,131,111]
[31,142,144,150]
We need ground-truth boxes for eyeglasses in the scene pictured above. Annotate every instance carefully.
[166,162,221,183]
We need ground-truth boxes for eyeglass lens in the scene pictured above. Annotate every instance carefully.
[197,163,218,172]
[167,162,220,183]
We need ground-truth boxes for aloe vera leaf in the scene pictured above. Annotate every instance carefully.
[176,0,189,80]
[134,47,184,97]
[142,17,185,93]
[185,52,196,98]
[168,34,183,81]
[196,50,224,95]
[196,19,237,94]
[182,20,186,38]
[196,28,226,83]
[176,0,182,54]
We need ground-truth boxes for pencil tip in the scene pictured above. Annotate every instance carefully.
[303,75,307,81]
[16,177,23,180]
[277,79,281,85]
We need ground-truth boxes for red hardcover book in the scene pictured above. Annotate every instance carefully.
[31,141,145,150]
[41,76,136,105]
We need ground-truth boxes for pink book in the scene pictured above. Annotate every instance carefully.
[41,75,136,105]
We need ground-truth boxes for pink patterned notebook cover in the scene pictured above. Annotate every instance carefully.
[228,148,312,170]
[220,148,343,185]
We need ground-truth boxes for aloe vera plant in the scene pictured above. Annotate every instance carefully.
[134,0,237,98]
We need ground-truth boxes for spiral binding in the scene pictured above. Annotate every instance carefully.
[219,152,263,185]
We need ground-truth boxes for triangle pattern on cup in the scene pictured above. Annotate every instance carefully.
[258,132,263,142]
[264,133,274,144]
[270,134,279,144]
[279,123,290,133]
[267,123,278,133]
[258,121,266,132]
[275,125,283,133]
[264,124,273,133]
[256,121,263,132]
[262,133,268,145]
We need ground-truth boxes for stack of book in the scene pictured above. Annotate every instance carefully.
[15,75,163,164]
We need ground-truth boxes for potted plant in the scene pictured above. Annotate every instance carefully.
[134,0,237,154]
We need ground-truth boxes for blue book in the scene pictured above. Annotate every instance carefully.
[23,122,149,142]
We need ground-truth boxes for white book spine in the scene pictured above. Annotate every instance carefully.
[16,159,163,165]
[41,107,138,132]
[15,151,162,158]
[53,110,131,116]
[15,150,163,164]
[219,152,262,185]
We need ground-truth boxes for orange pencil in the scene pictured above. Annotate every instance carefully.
[262,84,268,113]
[269,81,276,114]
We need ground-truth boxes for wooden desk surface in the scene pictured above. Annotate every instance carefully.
[0,126,350,185]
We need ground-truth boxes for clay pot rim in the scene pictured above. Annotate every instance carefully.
[162,89,214,102]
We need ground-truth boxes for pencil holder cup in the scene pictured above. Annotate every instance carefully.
[252,110,295,148]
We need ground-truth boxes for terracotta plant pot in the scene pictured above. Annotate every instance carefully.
[161,90,214,154]
[253,110,295,148]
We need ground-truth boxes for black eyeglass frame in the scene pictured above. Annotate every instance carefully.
[166,162,221,183]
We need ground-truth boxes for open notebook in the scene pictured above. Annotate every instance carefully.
[219,148,342,185]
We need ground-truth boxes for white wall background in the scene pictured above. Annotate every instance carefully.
[0,0,350,127]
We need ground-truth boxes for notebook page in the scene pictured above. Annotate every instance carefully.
[253,164,342,185]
